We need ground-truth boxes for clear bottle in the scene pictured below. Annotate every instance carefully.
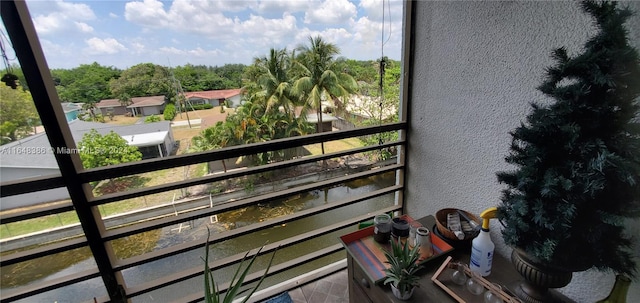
[451,263,468,286]
[596,274,631,303]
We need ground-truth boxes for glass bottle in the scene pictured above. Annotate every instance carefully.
[451,263,468,286]
[596,274,631,303]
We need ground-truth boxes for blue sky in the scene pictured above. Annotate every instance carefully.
[8,0,403,69]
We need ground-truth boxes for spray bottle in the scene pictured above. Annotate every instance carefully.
[469,207,497,277]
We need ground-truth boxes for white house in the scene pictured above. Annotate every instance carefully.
[96,95,166,116]
[184,89,243,108]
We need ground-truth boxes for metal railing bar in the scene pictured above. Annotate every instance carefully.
[79,123,405,183]
[89,139,403,205]
[0,236,87,267]
[0,174,65,198]
[114,185,402,270]
[103,164,401,241]
[125,207,401,298]
[0,167,399,275]
[0,201,75,224]
[0,268,101,303]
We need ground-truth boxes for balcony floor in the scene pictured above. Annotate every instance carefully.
[286,269,349,303]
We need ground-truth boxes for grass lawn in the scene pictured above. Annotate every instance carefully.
[304,137,364,155]
[104,115,140,125]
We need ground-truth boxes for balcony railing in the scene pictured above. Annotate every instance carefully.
[0,1,413,302]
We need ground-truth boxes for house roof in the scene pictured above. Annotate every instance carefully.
[184,89,242,100]
[0,120,171,170]
[96,95,165,108]
[121,131,168,146]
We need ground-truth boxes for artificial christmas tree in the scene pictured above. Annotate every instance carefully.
[497,1,640,301]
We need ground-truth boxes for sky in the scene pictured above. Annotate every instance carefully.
[3,0,404,70]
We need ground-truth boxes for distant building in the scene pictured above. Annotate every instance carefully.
[96,95,166,116]
[0,120,175,210]
[184,89,243,108]
[305,112,338,133]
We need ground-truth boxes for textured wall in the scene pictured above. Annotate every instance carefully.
[405,1,640,301]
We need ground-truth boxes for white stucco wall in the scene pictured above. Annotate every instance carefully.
[227,94,242,108]
[405,1,640,301]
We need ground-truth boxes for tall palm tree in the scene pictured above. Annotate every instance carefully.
[250,48,297,117]
[293,36,356,155]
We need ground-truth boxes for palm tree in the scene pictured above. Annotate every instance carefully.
[250,48,297,117]
[192,122,237,173]
[292,36,356,155]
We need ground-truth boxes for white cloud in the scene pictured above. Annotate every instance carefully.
[75,22,94,33]
[293,27,353,50]
[304,0,357,24]
[124,0,172,28]
[188,47,222,57]
[109,12,119,18]
[56,1,95,20]
[31,0,96,35]
[159,46,184,55]
[235,13,298,45]
[351,17,380,44]
[256,0,311,14]
[85,37,127,54]
[158,46,222,57]
[124,0,299,47]
[130,41,146,53]
[359,0,403,22]
[33,15,63,35]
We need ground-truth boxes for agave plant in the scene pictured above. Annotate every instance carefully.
[203,228,277,303]
[383,238,424,298]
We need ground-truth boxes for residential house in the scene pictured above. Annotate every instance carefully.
[184,89,243,108]
[0,120,175,209]
[96,95,166,116]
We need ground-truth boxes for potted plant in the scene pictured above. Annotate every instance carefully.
[203,229,278,303]
[496,1,640,302]
[383,238,424,300]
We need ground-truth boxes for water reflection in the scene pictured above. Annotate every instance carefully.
[1,247,93,288]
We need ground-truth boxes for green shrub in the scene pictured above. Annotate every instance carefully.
[164,103,176,121]
[144,115,161,123]
[180,103,214,111]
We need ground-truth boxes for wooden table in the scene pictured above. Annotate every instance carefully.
[344,215,575,303]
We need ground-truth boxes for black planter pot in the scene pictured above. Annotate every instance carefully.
[511,248,573,303]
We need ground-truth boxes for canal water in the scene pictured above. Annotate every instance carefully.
[3,172,396,302]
